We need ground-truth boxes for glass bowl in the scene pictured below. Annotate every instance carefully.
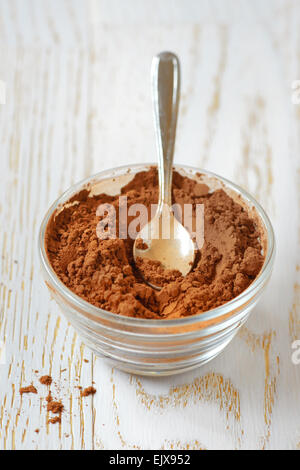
[38,164,275,376]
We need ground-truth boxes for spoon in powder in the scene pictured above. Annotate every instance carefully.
[133,52,195,289]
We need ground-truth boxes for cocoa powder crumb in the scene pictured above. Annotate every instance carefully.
[135,238,149,250]
[45,390,64,417]
[81,386,97,397]
[47,400,64,414]
[20,385,37,395]
[45,388,65,426]
[45,168,265,319]
[39,375,52,386]
[48,416,61,425]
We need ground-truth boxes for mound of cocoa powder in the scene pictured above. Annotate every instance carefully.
[135,258,183,288]
[45,168,265,319]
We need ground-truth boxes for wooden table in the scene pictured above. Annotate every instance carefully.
[0,0,299,450]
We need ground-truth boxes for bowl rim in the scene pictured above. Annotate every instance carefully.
[39,162,276,327]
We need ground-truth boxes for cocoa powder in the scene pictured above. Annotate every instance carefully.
[80,386,97,397]
[39,375,52,386]
[19,375,97,428]
[20,385,38,395]
[48,416,61,425]
[45,168,265,319]
[47,400,64,414]
[135,258,183,288]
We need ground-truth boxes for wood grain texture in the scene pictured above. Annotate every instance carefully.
[0,0,299,450]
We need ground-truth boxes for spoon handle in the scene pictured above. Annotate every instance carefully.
[151,51,180,208]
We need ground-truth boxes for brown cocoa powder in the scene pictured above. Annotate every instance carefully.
[20,385,38,395]
[135,258,183,288]
[135,238,149,250]
[45,168,265,319]
[48,416,61,425]
[39,375,52,386]
[80,386,97,397]
[47,400,64,414]
[19,376,97,428]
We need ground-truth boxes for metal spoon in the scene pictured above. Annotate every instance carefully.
[133,51,195,289]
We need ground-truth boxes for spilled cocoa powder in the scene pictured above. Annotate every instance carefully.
[39,375,52,386]
[45,168,265,319]
[48,416,61,425]
[20,375,97,427]
[80,386,97,397]
[20,385,37,395]
[46,394,64,414]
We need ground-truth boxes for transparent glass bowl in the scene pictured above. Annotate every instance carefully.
[39,164,275,376]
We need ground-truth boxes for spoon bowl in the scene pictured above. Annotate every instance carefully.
[134,204,195,289]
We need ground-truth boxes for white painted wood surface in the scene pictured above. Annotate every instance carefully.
[0,0,299,450]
